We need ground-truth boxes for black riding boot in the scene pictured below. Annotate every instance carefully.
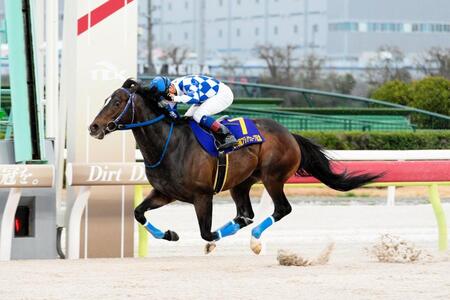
[214,124,237,150]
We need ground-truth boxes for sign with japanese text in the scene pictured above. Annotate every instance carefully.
[0,165,54,188]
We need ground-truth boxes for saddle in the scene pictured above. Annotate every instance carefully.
[189,116,265,157]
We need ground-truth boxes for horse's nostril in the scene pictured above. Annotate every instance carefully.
[90,123,99,133]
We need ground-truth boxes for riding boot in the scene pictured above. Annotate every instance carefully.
[200,116,237,150]
[213,123,237,150]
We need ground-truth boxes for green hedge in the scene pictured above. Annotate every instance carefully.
[293,130,450,150]
[371,77,450,128]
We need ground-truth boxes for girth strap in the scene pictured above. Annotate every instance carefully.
[213,151,229,194]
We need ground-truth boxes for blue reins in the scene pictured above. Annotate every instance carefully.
[110,87,174,169]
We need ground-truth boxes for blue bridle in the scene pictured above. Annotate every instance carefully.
[107,87,174,169]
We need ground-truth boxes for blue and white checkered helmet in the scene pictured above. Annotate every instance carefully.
[149,76,171,93]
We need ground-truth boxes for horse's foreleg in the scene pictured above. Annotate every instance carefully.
[208,177,258,242]
[193,195,224,254]
[193,195,218,242]
[250,181,292,254]
[134,189,178,241]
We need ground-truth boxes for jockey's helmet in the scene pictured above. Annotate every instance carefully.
[149,76,171,93]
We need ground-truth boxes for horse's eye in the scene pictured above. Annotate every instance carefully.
[114,101,120,107]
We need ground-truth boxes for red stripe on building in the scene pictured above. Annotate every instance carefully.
[77,14,89,35]
[77,0,135,36]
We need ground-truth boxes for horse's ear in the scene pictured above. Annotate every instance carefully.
[122,78,139,93]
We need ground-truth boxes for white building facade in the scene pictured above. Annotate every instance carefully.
[139,0,450,75]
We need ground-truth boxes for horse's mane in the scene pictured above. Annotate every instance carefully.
[121,78,189,125]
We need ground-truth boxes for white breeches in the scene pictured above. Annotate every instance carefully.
[184,83,234,123]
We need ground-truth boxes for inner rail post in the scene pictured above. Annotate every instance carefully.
[429,183,448,252]
[134,185,148,257]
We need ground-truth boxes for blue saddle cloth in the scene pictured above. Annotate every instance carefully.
[189,117,265,157]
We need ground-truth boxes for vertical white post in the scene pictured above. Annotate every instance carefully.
[67,186,90,259]
[45,0,59,138]
[387,185,396,206]
[0,188,22,261]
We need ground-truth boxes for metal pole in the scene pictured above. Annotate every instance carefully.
[198,0,205,66]
[429,184,448,252]
[45,0,59,138]
[134,185,148,257]
[146,0,155,74]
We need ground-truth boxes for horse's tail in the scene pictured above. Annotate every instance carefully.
[292,134,383,191]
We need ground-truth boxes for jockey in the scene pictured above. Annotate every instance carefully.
[149,75,237,150]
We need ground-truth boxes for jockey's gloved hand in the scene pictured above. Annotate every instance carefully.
[168,110,178,120]
[158,99,172,110]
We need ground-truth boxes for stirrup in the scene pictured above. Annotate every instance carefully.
[217,135,237,151]
[216,115,230,123]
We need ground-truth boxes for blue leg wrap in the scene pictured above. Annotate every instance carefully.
[144,221,165,239]
[200,115,216,128]
[251,216,275,239]
[216,220,241,240]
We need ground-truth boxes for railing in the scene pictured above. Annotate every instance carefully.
[222,80,450,129]
[139,76,449,129]
[0,164,54,260]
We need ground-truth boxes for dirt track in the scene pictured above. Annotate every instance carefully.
[1,201,450,299]
[2,253,450,300]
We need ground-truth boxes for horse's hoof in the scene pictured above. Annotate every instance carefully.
[250,237,262,255]
[205,242,216,254]
[163,230,179,242]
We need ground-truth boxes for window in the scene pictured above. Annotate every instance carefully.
[255,27,259,36]
[274,26,278,35]
[168,3,172,10]
[293,24,298,33]
[184,32,188,40]
[185,2,188,9]
[219,0,223,6]
[236,28,241,37]
[168,32,172,41]
[312,24,318,33]
[237,0,241,5]
[218,29,223,38]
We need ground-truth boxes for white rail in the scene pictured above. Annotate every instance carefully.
[135,149,450,161]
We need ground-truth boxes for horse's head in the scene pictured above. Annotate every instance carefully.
[89,78,163,139]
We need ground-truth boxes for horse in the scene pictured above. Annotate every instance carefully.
[89,79,381,254]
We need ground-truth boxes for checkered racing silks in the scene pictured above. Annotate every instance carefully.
[172,75,221,104]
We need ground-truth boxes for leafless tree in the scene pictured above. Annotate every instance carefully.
[220,56,242,76]
[365,45,411,86]
[415,47,450,79]
[255,44,297,84]
[323,72,356,95]
[162,46,189,65]
[298,53,325,89]
[160,46,190,75]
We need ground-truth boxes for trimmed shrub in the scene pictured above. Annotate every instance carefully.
[370,77,450,128]
[410,77,450,116]
[370,80,411,106]
[293,130,450,150]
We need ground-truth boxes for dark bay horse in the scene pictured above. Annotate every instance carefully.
[89,79,381,254]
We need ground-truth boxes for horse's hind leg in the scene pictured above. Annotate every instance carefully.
[134,189,178,241]
[250,180,292,254]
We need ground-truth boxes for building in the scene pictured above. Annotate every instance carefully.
[142,0,450,75]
